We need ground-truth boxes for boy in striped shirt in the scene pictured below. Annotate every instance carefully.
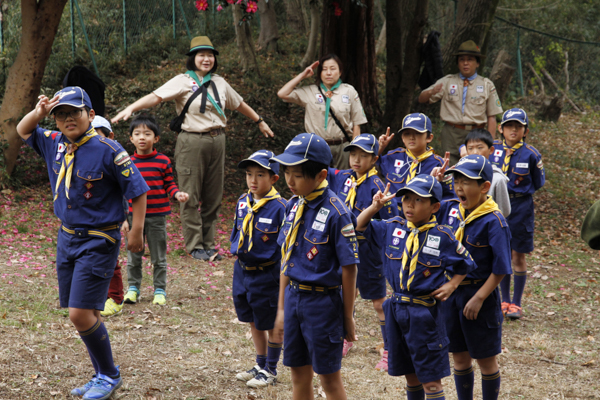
[123,114,189,306]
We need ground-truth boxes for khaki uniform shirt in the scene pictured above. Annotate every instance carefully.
[285,83,368,141]
[154,73,243,133]
[427,74,503,125]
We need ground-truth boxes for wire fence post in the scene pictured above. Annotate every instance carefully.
[123,0,127,55]
[0,11,4,54]
[172,0,176,39]
[177,0,192,40]
[516,28,524,97]
[212,0,216,36]
[73,0,99,77]
[70,0,75,58]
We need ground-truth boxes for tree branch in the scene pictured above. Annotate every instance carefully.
[541,68,581,113]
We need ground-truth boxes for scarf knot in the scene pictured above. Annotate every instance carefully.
[187,70,225,118]
[501,140,523,174]
[400,216,437,290]
[345,167,378,209]
[320,79,342,130]
[54,126,98,201]
[406,147,434,183]
[237,187,281,252]
[454,196,500,243]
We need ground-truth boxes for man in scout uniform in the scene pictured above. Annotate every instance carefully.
[418,40,503,165]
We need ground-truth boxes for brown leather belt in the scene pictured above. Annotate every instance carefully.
[445,122,485,131]
[325,137,349,146]
[187,128,223,137]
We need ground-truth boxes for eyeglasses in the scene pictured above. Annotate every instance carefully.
[54,109,83,121]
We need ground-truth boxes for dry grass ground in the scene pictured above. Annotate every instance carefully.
[1,114,600,399]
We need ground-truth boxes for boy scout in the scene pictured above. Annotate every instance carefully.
[419,40,503,165]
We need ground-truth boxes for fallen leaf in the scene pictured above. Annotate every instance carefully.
[582,360,596,367]
[213,271,225,276]
[546,292,555,298]
[587,336,595,342]
[547,312,555,316]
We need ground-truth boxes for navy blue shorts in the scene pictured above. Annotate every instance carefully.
[56,226,121,310]
[507,195,534,253]
[232,260,280,331]
[283,286,345,375]
[444,285,503,359]
[384,296,450,383]
[356,237,386,300]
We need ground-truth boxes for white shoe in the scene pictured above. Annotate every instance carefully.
[246,369,277,388]
[236,365,260,382]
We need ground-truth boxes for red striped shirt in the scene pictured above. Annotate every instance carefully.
[128,150,179,215]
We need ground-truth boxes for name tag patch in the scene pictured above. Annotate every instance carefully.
[311,221,326,232]
[516,163,529,169]
[316,208,330,223]
[426,235,440,249]
[476,85,484,93]
[258,218,272,224]
[422,247,440,256]
[342,95,349,103]
[393,228,406,238]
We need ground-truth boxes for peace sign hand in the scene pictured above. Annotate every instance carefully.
[431,151,450,182]
[378,127,394,155]
[372,183,396,210]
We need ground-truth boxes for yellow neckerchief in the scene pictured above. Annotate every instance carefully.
[345,167,378,209]
[400,216,437,290]
[238,187,281,252]
[455,196,500,243]
[281,180,328,274]
[54,126,98,201]
[501,140,523,174]
[406,147,434,183]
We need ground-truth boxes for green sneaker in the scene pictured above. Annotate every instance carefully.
[123,286,139,304]
[152,289,166,305]
[100,298,123,317]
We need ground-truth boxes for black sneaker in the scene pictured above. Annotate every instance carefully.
[191,249,210,261]
[206,249,223,261]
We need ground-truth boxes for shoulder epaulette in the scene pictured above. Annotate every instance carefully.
[237,192,248,201]
[385,216,406,225]
[99,136,119,152]
[524,143,542,157]
[386,148,407,155]
[329,197,348,216]
[493,139,502,146]
[436,224,455,239]
[492,211,508,228]
[276,198,287,207]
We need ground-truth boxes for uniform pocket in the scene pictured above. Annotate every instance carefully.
[303,230,329,245]
[77,170,103,181]
[465,235,489,248]
[255,220,279,234]
[427,336,450,351]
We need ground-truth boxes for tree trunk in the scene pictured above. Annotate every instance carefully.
[284,0,306,34]
[375,21,386,56]
[232,5,260,74]
[489,50,514,103]
[320,0,381,123]
[299,0,319,69]
[441,0,500,74]
[536,94,563,122]
[258,0,279,53]
[383,0,428,135]
[0,0,68,179]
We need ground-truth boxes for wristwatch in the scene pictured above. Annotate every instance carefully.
[255,116,264,124]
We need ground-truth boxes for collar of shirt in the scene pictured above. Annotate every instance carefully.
[302,190,327,210]
[459,72,478,83]
[133,149,158,159]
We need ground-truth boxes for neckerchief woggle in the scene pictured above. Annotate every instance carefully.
[406,147,434,183]
[400,216,437,290]
[187,70,225,118]
[320,79,342,130]
[281,180,328,274]
[345,167,378,210]
[238,187,281,252]
[454,196,500,243]
[501,140,523,174]
[54,126,98,201]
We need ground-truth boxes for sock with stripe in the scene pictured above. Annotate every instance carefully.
[256,354,267,370]
[512,271,527,307]
[78,319,118,377]
[379,320,388,351]
[454,365,474,400]
[499,274,511,303]
[481,371,501,400]
[425,390,445,399]
[406,384,425,400]
[266,341,282,375]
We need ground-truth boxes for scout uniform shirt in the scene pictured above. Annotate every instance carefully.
[438,199,512,281]
[277,189,359,287]
[284,83,368,141]
[25,126,149,227]
[230,191,287,266]
[153,73,243,133]
[427,74,503,125]
[490,140,545,196]
[365,217,475,295]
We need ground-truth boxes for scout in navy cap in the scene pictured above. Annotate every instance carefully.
[492,106,544,321]
[231,149,286,387]
[272,133,359,398]
[399,113,432,134]
[16,86,149,399]
[448,154,493,184]
[354,162,475,400]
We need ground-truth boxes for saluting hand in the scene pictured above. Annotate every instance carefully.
[430,151,450,182]
[378,127,394,155]
[35,95,59,119]
[302,61,320,80]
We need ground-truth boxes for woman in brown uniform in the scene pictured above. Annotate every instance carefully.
[277,54,367,169]
[112,36,273,261]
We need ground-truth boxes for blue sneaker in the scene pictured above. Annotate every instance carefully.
[82,368,122,400]
[70,375,97,396]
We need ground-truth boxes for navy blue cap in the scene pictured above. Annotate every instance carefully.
[271,133,332,166]
[50,86,93,113]
[448,154,493,182]
[344,133,379,155]
[238,150,279,175]
[501,108,528,126]
[399,113,432,134]
[396,174,442,202]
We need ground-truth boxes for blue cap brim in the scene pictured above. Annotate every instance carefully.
[50,101,88,114]
[501,118,527,125]
[237,159,271,170]
[270,154,308,166]
[399,126,430,133]
[449,168,483,180]
[343,143,376,154]
[396,186,434,198]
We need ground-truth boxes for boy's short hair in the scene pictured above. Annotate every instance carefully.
[129,114,160,137]
[280,161,328,179]
[464,128,494,148]
[94,127,111,137]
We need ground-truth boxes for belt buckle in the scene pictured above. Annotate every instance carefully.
[210,130,219,137]
[74,228,88,237]
[465,124,473,130]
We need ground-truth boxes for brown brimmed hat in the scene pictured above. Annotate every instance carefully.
[186,36,219,56]
[453,40,485,59]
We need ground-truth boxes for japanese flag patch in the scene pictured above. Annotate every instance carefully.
[494,149,503,157]
[394,159,404,168]
[238,201,247,210]
[449,208,459,217]
[392,228,406,239]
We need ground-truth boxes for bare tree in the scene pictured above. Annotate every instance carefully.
[300,0,319,68]
[284,0,307,34]
[232,5,260,74]
[258,0,279,53]
[0,0,69,179]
